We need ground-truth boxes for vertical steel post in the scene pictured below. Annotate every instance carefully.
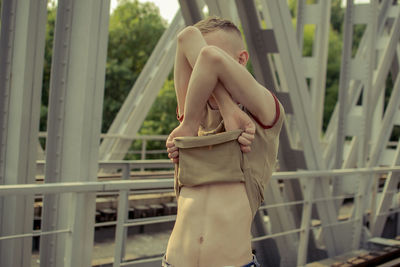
[0,0,47,266]
[335,0,354,170]
[352,1,378,250]
[141,140,147,171]
[297,178,315,266]
[40,0,110,266]
[113,164,130,267]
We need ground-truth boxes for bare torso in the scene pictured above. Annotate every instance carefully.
[165,182,253,267]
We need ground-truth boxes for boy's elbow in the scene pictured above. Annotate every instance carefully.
[177,26,201,43]
[199,46,223,65]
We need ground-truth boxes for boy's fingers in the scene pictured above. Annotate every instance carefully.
[240,144,251,153]
[167,146,178,154]
[166,139,175,148]
[168,151,179,159]
[245,125,255,134]
[238,135,252,146]
[240,132,254,141]
[172,157,179,164]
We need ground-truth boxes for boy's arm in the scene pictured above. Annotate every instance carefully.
[174,26,208,117]
[173,44,191,118]
[178,27,276,130]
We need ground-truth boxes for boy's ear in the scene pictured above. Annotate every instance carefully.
[238,50,249,66]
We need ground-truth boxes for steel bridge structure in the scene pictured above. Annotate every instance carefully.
[0,0,400,266]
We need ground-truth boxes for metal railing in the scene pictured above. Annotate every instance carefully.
[1,164,400,266]
[39,132,170,161]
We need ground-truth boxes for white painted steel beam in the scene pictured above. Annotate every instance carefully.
[323,0,395,169]
[263,180,298,266]
[233,1,301,264]
[39,1,110,266]
[334,0,379,251]
[296,0,331,138]
[0,0,47,266]
[205,0,240,26]
[259,0,343,257]
[372,139,400,237]
[178,0,202,25]
[113,166,131,267]
[369,41,400,237]
[369,46,400,167]
[329,0,398,200]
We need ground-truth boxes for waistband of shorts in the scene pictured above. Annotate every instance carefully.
[162,254,260,267]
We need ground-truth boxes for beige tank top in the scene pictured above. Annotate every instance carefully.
[174,94,285,217]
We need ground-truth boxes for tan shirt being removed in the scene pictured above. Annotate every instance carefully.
[174,93,285,217]
[166,95,285,266]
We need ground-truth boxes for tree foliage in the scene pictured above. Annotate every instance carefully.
[40,4,56,131]
[104,0,167,132]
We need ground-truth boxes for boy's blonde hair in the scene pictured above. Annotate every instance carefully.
[193,16,242,38]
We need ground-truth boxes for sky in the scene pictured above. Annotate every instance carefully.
[110,0,180,22]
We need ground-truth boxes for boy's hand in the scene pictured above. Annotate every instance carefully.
[223,107,255,153]
[238,127,255,153]
[166,137,179,163]
[166,122,198,163]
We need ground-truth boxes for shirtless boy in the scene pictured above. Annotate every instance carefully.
[165,17,284,267]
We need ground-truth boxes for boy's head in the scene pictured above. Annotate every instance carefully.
[194,16,248,66]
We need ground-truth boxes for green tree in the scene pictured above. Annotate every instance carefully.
[139,80,178,136]
[103,0,167,132]
[127,80,179,160]
[330,0,345,34]
[40,4,56,131]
